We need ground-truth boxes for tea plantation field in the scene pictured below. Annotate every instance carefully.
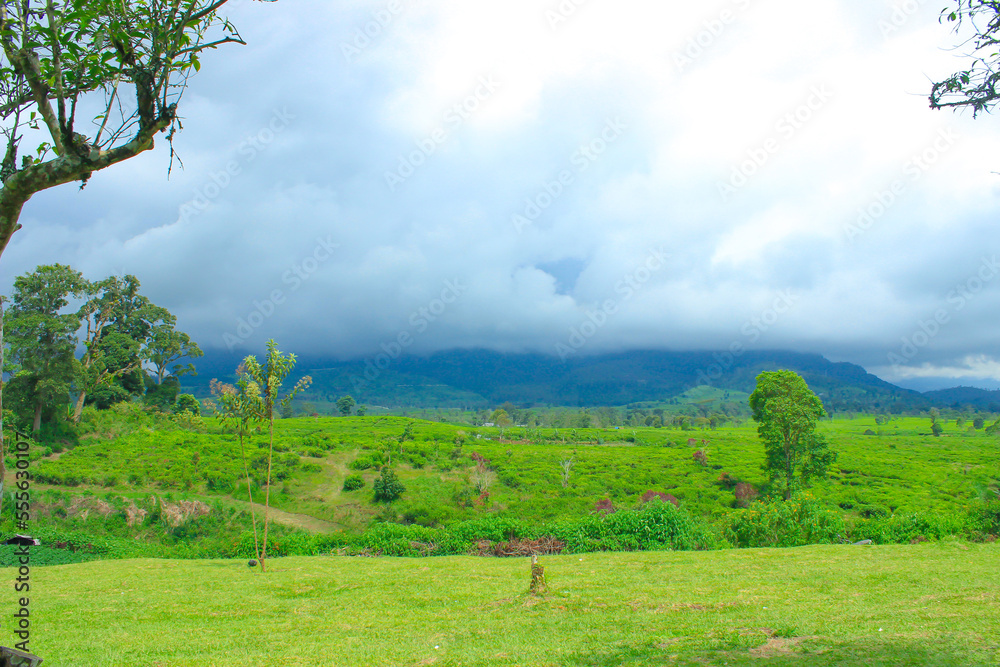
[24,412,1000,534]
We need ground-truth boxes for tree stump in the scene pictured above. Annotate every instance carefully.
[529,554,546,594]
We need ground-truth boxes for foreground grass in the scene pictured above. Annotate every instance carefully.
[4,542,998,665]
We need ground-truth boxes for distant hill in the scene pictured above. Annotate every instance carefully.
[186,348,934,412]
[922,386,1000,411]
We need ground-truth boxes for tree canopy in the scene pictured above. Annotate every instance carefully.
[0,0,273,257]
[931,2,1000,115]
[749,370,836,500]
[5,263,85,430]
[4,263,202,429]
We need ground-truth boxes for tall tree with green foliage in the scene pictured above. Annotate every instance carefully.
[749,370,835,500]
[243,340,310,572]
[5,264,85,430]
[72,273,198,420]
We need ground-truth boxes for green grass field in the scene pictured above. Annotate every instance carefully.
[4,542,998,666]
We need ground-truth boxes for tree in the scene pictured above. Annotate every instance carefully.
[146,323,203,385]
[749,370,836,500]
[336,394,355,417]
[4,264,85,430]
[72,273,197,421]
[0,0,274,512]
[355,403,367,417]
[373,466,404,502]
[242,340,310,572]
[490,408,512,442]
[212,371,263,567]
[930,3,1000,115]
[0,0,274,259]
[174,393,200,415]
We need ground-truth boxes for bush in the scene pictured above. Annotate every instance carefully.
[548,499,718,553]
[724,497,845,548]
[640,490,679,507]
[173,394,201,415]
[734,482,758,508]
[342,475,365,492]
[349,452,387,471]
[716,472,739,490]
[594,498,615,515]
[373,467,405,503]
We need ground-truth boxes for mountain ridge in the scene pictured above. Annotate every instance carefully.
[181,347,992,412]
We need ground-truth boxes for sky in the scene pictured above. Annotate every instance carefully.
[3,0,1000,391]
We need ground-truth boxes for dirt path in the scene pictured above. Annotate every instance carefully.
[225,497,343,533]
[16,477,344,534]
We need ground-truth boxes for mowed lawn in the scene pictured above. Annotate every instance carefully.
[5,542,999,666]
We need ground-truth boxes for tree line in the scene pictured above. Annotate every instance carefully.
[4,264,202,432]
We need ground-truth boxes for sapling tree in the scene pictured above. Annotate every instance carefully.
[211,371,263,564]
[243,340,310,572]
[559,456,574,488]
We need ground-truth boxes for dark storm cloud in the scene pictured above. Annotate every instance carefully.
[2,0,1000,388]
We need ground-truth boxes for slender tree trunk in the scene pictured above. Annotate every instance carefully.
[785,452,793,500]
[32,402,42,432]
[260,416,274,573]
[239,427,260,563]
[72,390,87,423]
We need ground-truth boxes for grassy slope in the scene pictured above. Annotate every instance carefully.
[3,543,997,666]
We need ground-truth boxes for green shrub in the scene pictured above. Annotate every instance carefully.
[724,496,845,548]
[373,467,405,503]
[350,452,387,471]
[343,475,365,491]
[174,394,201,415]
